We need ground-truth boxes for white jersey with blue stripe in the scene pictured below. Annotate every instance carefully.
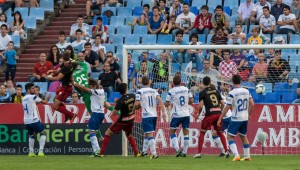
[22,94,42,124]
[222,95,232,119]
[90,89,106,113]
[227,87,252,122]
[166,86,193,118]
[136,87,159,118]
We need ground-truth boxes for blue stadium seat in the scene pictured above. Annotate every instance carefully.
[92,15,108,25]
[12,35,20,48]
[251,93,265,103]
[265,92,281,103]
[110,34,124,45]
[133,6,143,16]
[125,34,140,45]
[262,83,272,93]
[152,82,169,90]
[289,54,299,63]
[272,33,287,43]
[108,92,121,103]
[29,8,44,20]
[198,34,206,43]
[24,16,37,30]
[157,34,172,45]
[106,25,115,34]
[126,16,135,24]
[172,63,180,74]
[117,25,131,34]
[126,0,142,8]
[102,7,117,17]
[281,92,297,103]
[45,92,56,103]
[16,82,29,93]
[224,0,239,9]
[289,34,300,44]
[14,7,29,17]
[182,34,189,42]
[207,0,222,7]
[192,0,207,7]
[281,49,296,56]
[110,16,125,26]
[142,0,152,6]
[90,72,101,81]
[5,8,12,17]
[40,0,54,12]
[190,6,199,15]
[88,25,95,37]
[141,34,157,45]
[291,83,298,90]
[194,92,199,104]
[116,44,123,53]
[274,82,289,92]
[133,25,147,35]
[103,44,115,53]
[34,82,48,94]
[223,6,231,16]
[131,52,140,61]
[117,7,132,16]
[206,34,213,44]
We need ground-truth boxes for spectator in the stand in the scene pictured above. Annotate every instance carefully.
[209,49,223,70]
[127,53,135,88]
[211,5,230,35]
[65,45,77,60]
[47,45,61,66]
[104,51,120,73]
[151,52,169,83]
[277,5,300,36]
[83,42,100,72]
[0,24,11,52]
[230,46,246,69]
[172,3,196,38]
[210,26,228,45]
[292,82,300,103]
[249,52,268,83]
[291,0,300,20]
[259,6,276,34]
[187,67,199,94]
[2,1,16,13]
[12,11,25,37]
[283,0,293,6]
[238,62,251,81]
[228,23,246,44]
[0,14,10,31]
[70,92,82,104]
[135,51,154,73]
[246,49,261,68]
[147,6,164,34]
[266,48,276,63]
[10,84,24,103]
[56,31,71,54]
[6,79,15,96]
[187,33,204,71]
[132,60,153,91]
[105,0,122,7]
[247,27,263,44]
[30,52,54,82]
[237,0,254,26]
[85,0,104,18]
[267,50,290,83]
[92,34,106,62]
[71,29,87,55]
[169,0,182,17]
[22,0,39,8]
[197,59,222,89]
[191,5,212,35]
[130,4,151,27]
[98,62,122,97]
[70,15,89,42]
[251,0,271,25]
[219,49,238,82]
[172,30,187,66]
[160,14,176,34]
[158,0,169,20]
[271,0,286,21]
[34,85,45,100]
[91,17,108,43]
[0,84,10,103]
[1,41,18,83]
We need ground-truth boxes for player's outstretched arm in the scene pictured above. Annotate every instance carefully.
[39,93,51,104]
[44,73,64,81]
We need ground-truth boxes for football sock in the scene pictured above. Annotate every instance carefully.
[100,135,111,155]
[127,135,139,155]
[213,136,225,153]
[58,104,74,117]
[197,131,205,153]
[39,135,46,153]
[217,132,228,152]
[142,137,148,153]
[29,135,35,153]
[90,133,100,152]
[170,134,179,151]
[229,140,239,157]
[183,136,189,154]
[148,137,157,156]
[243,144,250,158]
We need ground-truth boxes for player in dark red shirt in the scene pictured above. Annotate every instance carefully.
[100,83,140,156]
[194,76,229,158]
[44,52,77,124]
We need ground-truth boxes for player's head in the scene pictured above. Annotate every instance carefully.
[25,83,35,95]
[232,74,242,85]
[142,76,150,86]
[88,79,98,89]
[62,52,70,62]
[118,83,128,95]
[173,74,181,86]
[203,76,211,86]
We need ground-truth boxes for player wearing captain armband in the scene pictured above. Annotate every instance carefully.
[165,74,194,157]
[22,83,51,157]
[72,78,114,157]
[132,76,166,159]
[194,77,229,158]
[217,75,254,161]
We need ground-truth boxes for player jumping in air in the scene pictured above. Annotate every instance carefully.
[165,74,194,157]
[44,53,77,124]
[72,78,114,157]
[194,77,229,158]
[100,83,140,157]
[22,83,51,157]
[218,74,254,161]
[132,76,166,159]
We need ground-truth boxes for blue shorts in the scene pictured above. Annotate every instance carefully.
[227,121,248,136]
[170,116,190,129]
[222,117,231,131]
[142,117,157,133]
[25,121,45,135]
[88,112,105,131]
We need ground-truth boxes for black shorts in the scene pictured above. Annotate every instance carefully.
[91,2,101,10]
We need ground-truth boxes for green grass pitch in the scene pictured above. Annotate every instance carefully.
[1,155,300,170]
